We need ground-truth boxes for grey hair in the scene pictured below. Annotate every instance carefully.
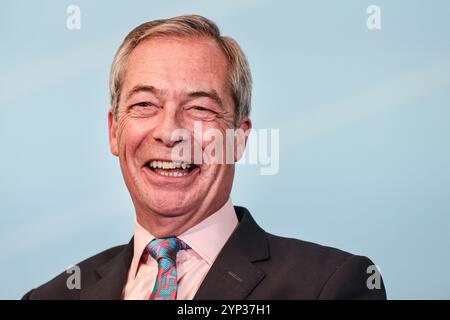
[109,14,252,126]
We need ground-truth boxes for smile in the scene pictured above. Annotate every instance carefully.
[146,160,198,177]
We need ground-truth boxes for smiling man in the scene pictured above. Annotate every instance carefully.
[23,15,386,300]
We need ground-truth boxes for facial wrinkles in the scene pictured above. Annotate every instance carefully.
[116,113,144,179]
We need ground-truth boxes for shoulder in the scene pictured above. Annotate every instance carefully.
[22,244,127,300]
[258,233,386,299]
[265,232,353,267]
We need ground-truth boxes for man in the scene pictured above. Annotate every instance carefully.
[23,15,386,300]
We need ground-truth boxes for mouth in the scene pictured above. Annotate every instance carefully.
[145,160,199,177]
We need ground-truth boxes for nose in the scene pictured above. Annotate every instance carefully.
[151,105,183,148]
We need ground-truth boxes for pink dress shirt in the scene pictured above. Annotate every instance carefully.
[122,198,238,300]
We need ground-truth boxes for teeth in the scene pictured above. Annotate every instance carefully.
[156,171,188,177]
[148,160,193,171]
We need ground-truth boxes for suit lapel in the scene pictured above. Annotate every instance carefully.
[80,238,134,300]
[193,206,269,300]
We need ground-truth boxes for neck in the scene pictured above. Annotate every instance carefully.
[136,196,229,238]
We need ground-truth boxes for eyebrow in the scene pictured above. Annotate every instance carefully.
[188,90,224,109]
[125,85,161,101]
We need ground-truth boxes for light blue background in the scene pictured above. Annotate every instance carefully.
[1,0,449,299]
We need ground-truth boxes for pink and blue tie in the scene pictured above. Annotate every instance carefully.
[142,237,190,300]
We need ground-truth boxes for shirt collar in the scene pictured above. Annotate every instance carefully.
[130,197,238,279]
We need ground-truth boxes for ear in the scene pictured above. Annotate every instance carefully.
[234,116,252,162]
[108,109,119,157]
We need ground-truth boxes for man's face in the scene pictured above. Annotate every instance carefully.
[109,36,250,220]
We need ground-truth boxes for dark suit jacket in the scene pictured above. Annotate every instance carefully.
[22,206,386,300]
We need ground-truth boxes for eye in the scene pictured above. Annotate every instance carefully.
[129,102,159,111]
[186,106,218,121]
[135,102,154,108]
[127,101,159,117]
[192,106,215,113]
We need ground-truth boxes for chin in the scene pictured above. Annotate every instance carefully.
[142,192,199,217]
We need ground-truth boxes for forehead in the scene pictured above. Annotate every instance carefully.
[122,36,230,97]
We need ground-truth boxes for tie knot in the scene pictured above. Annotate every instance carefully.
[145,237,190,262]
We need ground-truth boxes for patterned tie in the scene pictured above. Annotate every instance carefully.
[142,237,190,300]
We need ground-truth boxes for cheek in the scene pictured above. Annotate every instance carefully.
[194,123,232,166]
[117,119,152,159]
